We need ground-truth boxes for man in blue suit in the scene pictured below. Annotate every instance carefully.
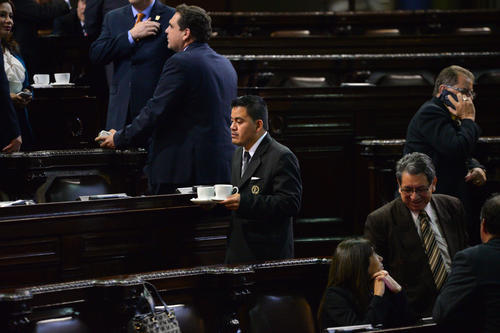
[96,4,237,194]
[1,47,22,153]
[90,0,175,131]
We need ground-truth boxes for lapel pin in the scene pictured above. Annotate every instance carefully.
[155,15,160,21]
[251,185,260,195]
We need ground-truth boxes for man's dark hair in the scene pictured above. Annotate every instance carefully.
[396,152,436,185]
[433,65,474,96]
[231,95,269,131]
[480,194,500,236]
[175,4,211,43]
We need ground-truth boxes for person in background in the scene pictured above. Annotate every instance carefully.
[404,65,486,244]
[0,48,21,153]
[89,0,174,132]
[53,0,87,36]
[12,0,69,74]
[433,194,500,332]
[96,5,237,194]
[318,238,415,330]
[1,0,33,150]
[364,152,468,317]
[221,95,302,264]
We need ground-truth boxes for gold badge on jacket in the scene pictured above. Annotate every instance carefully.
[155,15,160,21]
[251,185,260,195]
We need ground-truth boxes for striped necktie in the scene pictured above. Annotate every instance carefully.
[134,12,145,27]
[241,151,251,176]
[419,210,448,290]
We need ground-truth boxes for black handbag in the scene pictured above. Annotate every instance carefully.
[128,282,182,333]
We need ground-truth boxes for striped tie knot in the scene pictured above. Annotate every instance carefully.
[134,12,145,26]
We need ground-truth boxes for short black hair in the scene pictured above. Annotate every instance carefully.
[231,95,269,131]
[481,194,500,236]
[175,4,211,43]
[396,152,436,185]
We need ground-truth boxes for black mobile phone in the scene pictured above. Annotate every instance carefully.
[439,89,458,110]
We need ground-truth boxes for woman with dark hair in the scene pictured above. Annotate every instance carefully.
[318,238,416,329]
[0,0,34,150]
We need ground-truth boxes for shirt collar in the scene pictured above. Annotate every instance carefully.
[131,0,155,20]
[243,132,267,159]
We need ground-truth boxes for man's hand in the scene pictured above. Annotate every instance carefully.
[221,193,240,211]
[465,167,487,186]
[2,136,22,153]
[129,18,160,41]
[95,129,117,148]
[446,92,475,121]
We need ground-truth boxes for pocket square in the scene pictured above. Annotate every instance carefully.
[251,177,261,180]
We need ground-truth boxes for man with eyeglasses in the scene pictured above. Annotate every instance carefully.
[365,152,468,318]
[404,65,486,244]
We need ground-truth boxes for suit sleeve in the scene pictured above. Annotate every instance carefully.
[89,11,133,65]
[84,0,103,38]
[432,250,476,326]
[416,104,480,161]
[238,150,302,220]
[364,213,388,260]
[14,0,69,23]
[0,50,21,147]
[113,56,187,148]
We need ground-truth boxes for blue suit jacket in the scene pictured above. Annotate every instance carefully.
[89,1,174,130]
[0,48,20,148]
[114,42,237,187]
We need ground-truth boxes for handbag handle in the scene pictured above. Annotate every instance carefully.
[142,282,170,315]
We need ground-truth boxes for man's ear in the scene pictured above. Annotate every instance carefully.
[255,119,264,132]
[431,177,437,192]
[182,28,191,42]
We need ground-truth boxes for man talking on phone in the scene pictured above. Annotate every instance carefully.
[404,65,486,244]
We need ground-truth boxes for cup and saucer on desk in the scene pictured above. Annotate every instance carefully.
[51,73,74,87]
[31,74,51,88]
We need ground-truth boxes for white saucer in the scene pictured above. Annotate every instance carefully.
[50,82,75,86]
[211,197,227,202]
[31,83,51,88]
[190,198,215,204]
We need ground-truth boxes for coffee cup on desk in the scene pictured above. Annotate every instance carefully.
[197,186,215,200]
[54,73,70,84]
[214,184,238,200]
[33,74,50,85]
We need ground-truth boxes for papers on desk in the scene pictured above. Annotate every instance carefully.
[324,324,373,332]
[0,200,36,207]
[78,193,129,201]
[176,187,195,194]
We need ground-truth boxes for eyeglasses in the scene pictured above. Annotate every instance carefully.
[400,186,431,195]
[443,85,476,100]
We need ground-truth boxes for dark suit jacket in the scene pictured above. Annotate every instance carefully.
[0,48,21,148]
[364,195,468,317]
[404,96,482,203]
[320,286,414,330]
[114,42,237,189]
[433,238,500,333]
[225,134,302,264]
[53,10,85,36]
[89,1,174,130]
[84,0,128,38]
[13,0,69,74]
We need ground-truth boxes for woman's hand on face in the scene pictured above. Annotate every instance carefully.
[372,270,387,296]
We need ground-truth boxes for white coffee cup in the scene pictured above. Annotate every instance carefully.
[54,73,70,84]
[33,74,50,85]
[214,184,239,200]
[197,186,215,200]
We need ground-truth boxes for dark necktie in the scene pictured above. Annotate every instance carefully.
[419,210,448,290]
[241,151,251,176]
[134,12,145,27]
